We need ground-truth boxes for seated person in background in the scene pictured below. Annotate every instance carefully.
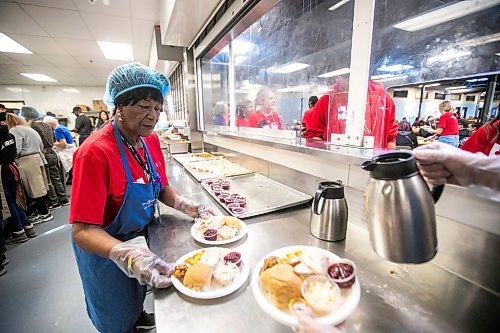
[458,118,470,146]
[426,101,459,147]
[301,96,318,131]
[304,76,398,148]
[248,88,282,129]
[461,112,500,157]
[235,100,255,127]
[425,116,438,130]
[412,118,425,134]
[212,101,229,126]
[396,120,418,149]
[398,117,411,130]
[468,122,479,136]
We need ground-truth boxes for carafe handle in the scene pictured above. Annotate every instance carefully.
[313,188,325,215]
[431,184,444,203]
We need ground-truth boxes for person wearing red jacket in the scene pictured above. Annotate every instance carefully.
[302,96,319,131]
[248,88,282,129]
[304,76,398,148]
[461,112,500,157]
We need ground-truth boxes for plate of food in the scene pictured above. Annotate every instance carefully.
[251,246,360,326]
[171,247,250,299]
[191,215,248,245]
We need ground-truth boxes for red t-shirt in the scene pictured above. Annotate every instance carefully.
[302,108,314,128]
[437,112,458,136]
[461,120,500,156]
[248,111,282,129]
[69,123,168,227]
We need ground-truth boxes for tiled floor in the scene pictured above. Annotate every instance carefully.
[0,205,155,333]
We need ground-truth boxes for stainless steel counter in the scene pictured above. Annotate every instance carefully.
[149,161,500,333]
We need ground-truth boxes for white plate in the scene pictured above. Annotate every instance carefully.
[191,216,248,245]
[251,245,361,326]
[171,248,250,299]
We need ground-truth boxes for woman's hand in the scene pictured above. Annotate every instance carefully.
[174,195,216,218]
[109,237,173,288]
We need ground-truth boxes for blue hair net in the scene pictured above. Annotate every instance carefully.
[103,62,170,106]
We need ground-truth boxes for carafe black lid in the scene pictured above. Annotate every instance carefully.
[318,181,345,199]
[361,151,418,180]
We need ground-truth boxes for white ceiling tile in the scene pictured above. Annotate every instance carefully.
[107,59,138,70]
[132,19,155,47]
[81,12,132,43]
[55,38,104,58]
[72,0,131,17]
[61,67,89,76]
[74,56,108,69]
[7,34,69,55]
[40,54,81,68]
[131,0,160,22]
[0,2,48,36]
[22,5,93,40]
[134,46,150,64]
[0,54,21,65]
[14,0,77,10]
[4,54,53,67]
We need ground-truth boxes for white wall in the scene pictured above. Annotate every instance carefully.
[0,85,105,118]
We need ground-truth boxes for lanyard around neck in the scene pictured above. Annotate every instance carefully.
[120,134,152,182]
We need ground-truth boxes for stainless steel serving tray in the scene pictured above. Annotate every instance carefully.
[172,153,223,166]
[176,157,254,182]
[201,173,312,218]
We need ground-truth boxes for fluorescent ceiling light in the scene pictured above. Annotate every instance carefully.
[371,74,395,80]
[373,75,408,82]
[97,41,133,60]
[466,77,488,82]
[377,64,414,72]
[238,83,262,90]
[328,0,351,11]
[393,0,500,32]
[6,87,25,93]
[276,85,312,93]
[20,73,57,82]
[445,86,467,90]
[459,32,500,47]
[496,52,500,56]
[232,40,255,54]
[269,62,310,74]
[418,83,441,88]
[0,33,33,54]
[234,55,248,65]
[317,67,350,78]
[427,50,471,63]
[62,88,80,93]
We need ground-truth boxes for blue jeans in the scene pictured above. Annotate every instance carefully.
[439,135,459,147]
[1,178,29,233]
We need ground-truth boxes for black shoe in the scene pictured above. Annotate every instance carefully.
[48,203,62,210]
[135,311,155,330]
[0,263,6,276]
[0,254,8,266]
[60,199,70,206]
[5,232,28,245]
[24,227,37,238]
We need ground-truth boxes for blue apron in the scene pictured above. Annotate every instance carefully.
[72,122,162,333]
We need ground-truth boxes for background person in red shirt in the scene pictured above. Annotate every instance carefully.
[428,101,459,147]
[301,95,318,134]
[461,112,500,157]
[70,63,213,333]
[304,76,398,149]
[248,88,282,129]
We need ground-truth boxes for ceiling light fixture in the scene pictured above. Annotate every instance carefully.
[0,33,33,54]
[417,83,441,88]
[269,62,310,74]
[20,73,57,82]
[234,55,248,65]
[328,0,351,11]
[445,86,467,90]
[276,85,312,93]
[373,75,408,82]
[377,64,414,72]
[459,32,500,47]
[62,88,80,93]
[427,50,471,63]
[466,77,488,82]
[371,74,395,80]
[317,67,350,78]
[393,0,500,32]
[496,52,500,56]
[97,41,134,60]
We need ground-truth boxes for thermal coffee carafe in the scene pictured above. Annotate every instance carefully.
[361,152,444,264]
[310,181,348,242]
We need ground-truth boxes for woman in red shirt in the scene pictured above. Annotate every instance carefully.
[70,63,212,333]
[432,101,459,147]
[248,88,282,129]
[461,112,500,157]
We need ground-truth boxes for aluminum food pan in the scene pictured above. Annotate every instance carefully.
[201,173,312,218]
[172,153,223,166]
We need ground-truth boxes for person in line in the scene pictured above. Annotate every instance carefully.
[301,96,318,132]
[96,110,110,129]
[70,62,214,333]
[0,104,6,113]
[236,100,255,128]
[212,101,229,126]
[248,88,282,129]
[304,76,398,148]
[5,114,53,225]
[413,142,500,202]
[396,120,418,149]
[22,107,68,209]
[427,101,459,147]
[72,106,92,145]
[43,116,76,184]
[457,119,470,146]
[461,111,500,157]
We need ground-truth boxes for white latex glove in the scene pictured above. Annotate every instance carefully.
[174,195,216,218]
[293,309,345,333]
[413,142,500,202]
[109,237,173,288]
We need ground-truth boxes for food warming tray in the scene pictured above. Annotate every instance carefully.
[172,153,223,166]
[201,173,312,218]
[179,159,253,182]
